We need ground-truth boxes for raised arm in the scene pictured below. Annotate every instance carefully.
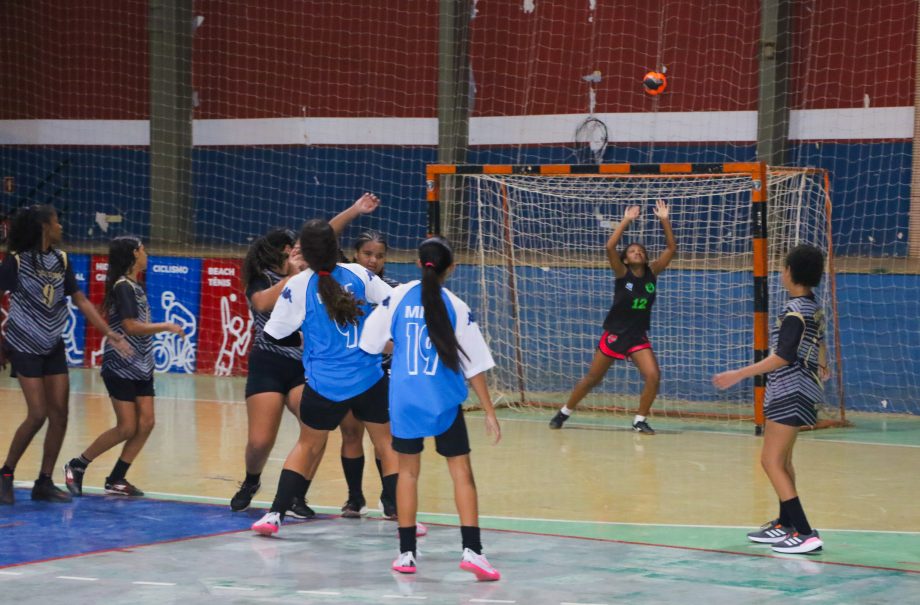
[328,192,381,236]
[606,205,640,278]
[649,200,676,275]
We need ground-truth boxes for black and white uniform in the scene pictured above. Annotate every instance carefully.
[244,269,304,398]
[376,273,400,373]
[102,277,155,401]
[598,266,657,360]
[764,294,825,427]
[0,250,78,377]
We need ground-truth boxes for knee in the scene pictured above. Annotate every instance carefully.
[22,413,47,432]
[115,423,137,441]
[339,424,364,443]
[583,371,606,387]
[643,369,661,387]
[247,435,275,455]
[137,416,155,436]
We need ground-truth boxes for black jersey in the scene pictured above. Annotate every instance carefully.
[103,277,154,380]
[247,269,302,360]
[764,294,825,425]
[602,266,657,335]
[0,250,79,355]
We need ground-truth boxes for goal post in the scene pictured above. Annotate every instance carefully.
[425,162,846,431]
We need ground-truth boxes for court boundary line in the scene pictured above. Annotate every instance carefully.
[2,487,917,577]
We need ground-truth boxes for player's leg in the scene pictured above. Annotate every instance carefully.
[284,383,321,519]
[105,394,155,496]
[762,419,822,553]
[1,372,51,504]
[65,394,138,496]
[231,391,285,511]
[338,410,368,517]
[31,371,72,502]
[630,347,660,434]
[550,348,615,428]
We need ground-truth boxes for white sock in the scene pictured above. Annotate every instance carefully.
[561,406,573,416]
[634,415,646,424]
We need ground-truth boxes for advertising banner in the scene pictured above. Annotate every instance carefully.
[145,256,201,373]
[198,258,252,376]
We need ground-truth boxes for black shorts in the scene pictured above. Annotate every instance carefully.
[391,407,471,458]
[598,330,652,360]
[8,341,68,378]
[299,375,389,431]
[245,348,305,398]
[101,370,155,402]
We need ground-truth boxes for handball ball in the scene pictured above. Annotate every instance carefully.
[643,71,667,95]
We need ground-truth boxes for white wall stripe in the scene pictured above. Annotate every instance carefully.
[0,108,912,147]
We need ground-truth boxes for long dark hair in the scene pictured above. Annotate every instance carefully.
[8,204,57,253]
[418,236,465,372]
[242,228,296,289]
[103,236,142,314]
[299,219,361,325]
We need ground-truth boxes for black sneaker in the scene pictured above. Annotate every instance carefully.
[288,497,316,519]
[341,495,367,518]
[63,460,85,497]
[632,420,656,435]
[31,476,72,502]
[379,493,397,520]
[0,471,13,505]
[104,478,144,497]
[549,410,570,429]
[230,481,260,512]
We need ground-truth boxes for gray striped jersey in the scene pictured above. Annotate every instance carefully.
[103,278,154,380]
[764,295,825,425]
[248,269,302,360]
[3,250,78,355]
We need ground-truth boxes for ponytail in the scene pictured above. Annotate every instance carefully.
[299,219,362,325]
[418,237,465,372]
[103,236,142,314]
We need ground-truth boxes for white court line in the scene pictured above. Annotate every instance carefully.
[133,581,177,586]
[561,602,610,605]
[471,599,516,603]
[57,576,98,581]
[297,590,342,596]
[0,571,23,576]
[382,596,427,600]
[78,485,919,537]
[212,586,256,591]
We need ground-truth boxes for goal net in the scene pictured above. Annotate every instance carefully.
[430,164,843,430]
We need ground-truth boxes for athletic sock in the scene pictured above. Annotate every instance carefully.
[780,496,813,534]
[461,526,483,555]
[1,465,14,476]
[245,472,261,486]
[381,473,398,509]
[777,501,792,526]
[341,456,365,499]
[560,406,573,416]
[70,455,91,471]
[398,525,417,555]
[270,469,308,517]
[375,457,384,482]
[634,415,646,424]
[109,458,131,482]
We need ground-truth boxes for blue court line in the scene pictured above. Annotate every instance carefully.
[0,489,321,568]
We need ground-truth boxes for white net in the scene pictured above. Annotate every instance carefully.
[444,167,841,427]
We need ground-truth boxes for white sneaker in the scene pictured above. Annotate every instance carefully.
[416,522,428,537]
[252,511,281,536]
[392,551,417,574]
[771,530,823,554]
[459,547,500,581]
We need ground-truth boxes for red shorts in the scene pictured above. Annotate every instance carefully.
[598,330,652,360]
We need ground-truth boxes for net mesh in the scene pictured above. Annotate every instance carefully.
[443,168,841,427]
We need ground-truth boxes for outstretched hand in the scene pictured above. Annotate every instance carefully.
[623,205,641,223]
[352,192,381,215]
[653,199,670,220]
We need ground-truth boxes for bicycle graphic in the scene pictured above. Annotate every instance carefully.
[153,291,197,373]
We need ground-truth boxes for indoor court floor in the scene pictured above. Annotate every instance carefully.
[1,370,918,604]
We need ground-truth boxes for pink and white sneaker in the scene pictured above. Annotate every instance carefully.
[771,530,823,554]
[392,551,417,574]
[459,548,500,581]
[252,511,281,536]
[415,522,428,537]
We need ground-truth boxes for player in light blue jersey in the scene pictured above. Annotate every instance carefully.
[360,236,502,581]
[250,218,399,536]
